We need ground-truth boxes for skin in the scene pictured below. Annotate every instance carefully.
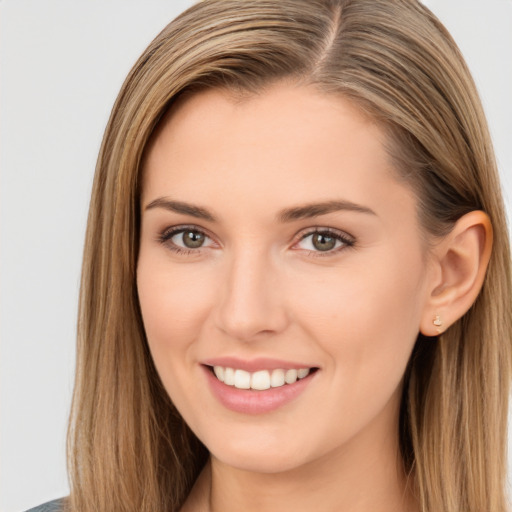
[137,83,445,512]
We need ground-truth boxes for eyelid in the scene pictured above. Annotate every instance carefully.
[157,224,217,254]
[156,224,355,257]
[292,226,355,255]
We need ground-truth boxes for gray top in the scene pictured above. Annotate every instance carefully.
[25,498,64,512]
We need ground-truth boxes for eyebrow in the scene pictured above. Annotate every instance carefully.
[144,197,376,222]
[277,200,377,222]
[144,198,216,221]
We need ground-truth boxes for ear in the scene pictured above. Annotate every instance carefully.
[420,211,493,336]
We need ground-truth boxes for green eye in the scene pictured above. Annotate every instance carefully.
[180,230,206,248]
[311,233,337,251]
[159,226,213,253]
[296,229,354,254]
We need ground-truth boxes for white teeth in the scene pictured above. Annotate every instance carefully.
[213,366,224,382]
[251,370,271,390]
[212,366,313,390]
[234,369,251,389]
[270,369,285,387]
[298,368,310,379]
[285,369,298,384]
[224,367,235,385]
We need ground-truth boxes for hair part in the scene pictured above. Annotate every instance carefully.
[68,1,512,511]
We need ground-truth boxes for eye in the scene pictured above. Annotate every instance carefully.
[159,226,215,254]
[295,228,354,255]
[174,229,207,249]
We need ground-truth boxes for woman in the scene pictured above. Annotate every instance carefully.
[28,0,511,511]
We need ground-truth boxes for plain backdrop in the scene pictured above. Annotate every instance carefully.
[1,1,511,511]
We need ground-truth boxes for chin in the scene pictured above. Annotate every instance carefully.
[206,431,316,474]
[216,451,307,475]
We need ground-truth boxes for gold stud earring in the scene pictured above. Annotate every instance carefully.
[433,315,443,334]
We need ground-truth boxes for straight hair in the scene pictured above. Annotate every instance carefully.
[67,1,512,511]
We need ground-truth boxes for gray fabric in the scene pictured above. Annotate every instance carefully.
[25,498,63,512]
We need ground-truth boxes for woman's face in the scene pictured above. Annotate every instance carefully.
[137,84,434,474]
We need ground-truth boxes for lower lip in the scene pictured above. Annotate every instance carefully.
[202,366,316,414]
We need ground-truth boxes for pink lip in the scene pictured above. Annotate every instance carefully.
[202,364,318,415]
[201,356,316,372]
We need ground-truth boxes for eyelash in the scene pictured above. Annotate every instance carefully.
[295,227,355,257]
[157,225,216,256]
[157,225,355,258]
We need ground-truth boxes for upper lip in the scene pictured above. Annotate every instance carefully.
[201,356,319,372]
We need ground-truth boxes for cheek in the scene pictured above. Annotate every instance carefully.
[289,247,426,389]
[136,256,220,421]
[280,254,425,449]
[291,248,425,333]
[136,254,217,354]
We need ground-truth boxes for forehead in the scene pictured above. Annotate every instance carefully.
[141,83,416,226]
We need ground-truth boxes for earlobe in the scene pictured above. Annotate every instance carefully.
[420,211,493,337]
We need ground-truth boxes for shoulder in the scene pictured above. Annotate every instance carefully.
[24,498,65,512]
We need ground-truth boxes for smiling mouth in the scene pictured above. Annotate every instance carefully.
[208,365,318,391]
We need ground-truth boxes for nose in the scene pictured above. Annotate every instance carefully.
[214,248,289,342]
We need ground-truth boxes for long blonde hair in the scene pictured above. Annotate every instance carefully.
[67,1,512,511]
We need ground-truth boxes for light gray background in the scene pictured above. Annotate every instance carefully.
[1,1,511,511]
